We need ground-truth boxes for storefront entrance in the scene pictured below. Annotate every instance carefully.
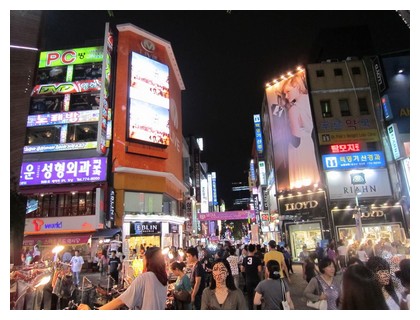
[286,222,322,262]
[126,235,161,252]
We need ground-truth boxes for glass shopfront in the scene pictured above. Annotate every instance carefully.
[331,205,408,245]
[287,222,323,262]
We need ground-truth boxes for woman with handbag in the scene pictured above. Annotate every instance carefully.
[170,261,192,310]
[254,260,295,310]
[304,258,341,310]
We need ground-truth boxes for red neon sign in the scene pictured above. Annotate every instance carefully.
[330,143,361,153]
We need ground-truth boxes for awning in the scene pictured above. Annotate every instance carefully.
[23,233,93,247]
[91,228,121,239]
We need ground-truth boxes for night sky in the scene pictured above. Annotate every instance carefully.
[41,10,410,209]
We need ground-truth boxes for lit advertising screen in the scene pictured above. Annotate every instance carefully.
[27,110,99,127]
[322,151,386,170]
[31,79,102,96]
[19,157,107,186]
[128,52,170,146]
[265,70,320,191]
[38,46,103,68]
[253,114,264,154]
[330,143,360,153]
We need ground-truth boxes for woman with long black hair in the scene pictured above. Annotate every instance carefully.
[201,258,247,310]
[366,256,403,310]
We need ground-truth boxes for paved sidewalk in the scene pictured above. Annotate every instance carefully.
[286,263,312,310]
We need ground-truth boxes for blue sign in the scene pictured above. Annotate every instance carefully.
[322,151,386,170]
[253,114,264,154]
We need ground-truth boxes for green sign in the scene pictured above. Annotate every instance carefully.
[39,46,104,68]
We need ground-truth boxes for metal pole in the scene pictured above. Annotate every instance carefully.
[354,190,363,241]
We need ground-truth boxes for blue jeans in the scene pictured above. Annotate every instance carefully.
[72,271,80,286]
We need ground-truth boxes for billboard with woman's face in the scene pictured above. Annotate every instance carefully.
[265,70,320,193]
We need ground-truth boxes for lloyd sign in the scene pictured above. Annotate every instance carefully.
[278,191,327,220]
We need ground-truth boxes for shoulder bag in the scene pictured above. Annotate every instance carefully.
[173,277,191,303]
[280,279,290,310]
[173,289,191,303]
[306,276,327,310]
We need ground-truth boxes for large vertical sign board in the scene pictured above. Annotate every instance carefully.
[128,52,170,146]
[265,70,320,192]
[97,23,113,154]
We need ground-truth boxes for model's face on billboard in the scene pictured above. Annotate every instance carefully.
[284,82,299,104]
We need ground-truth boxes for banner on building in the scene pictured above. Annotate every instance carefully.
[265,70,320,191]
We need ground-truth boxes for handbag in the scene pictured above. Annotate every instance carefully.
[306,299,327,310]
[173,289,191,303]
[280,279,290,310]
[306,276,328,310]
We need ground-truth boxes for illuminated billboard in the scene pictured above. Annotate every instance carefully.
[265,70,320,191]
[38,46,103,68]
[322,151,386,170]
[19,157,107,186]
[128,52,170,146]
[27,110,99,127]
[326,168,392,200]
[253,114,264,154]
[25,32,114,155]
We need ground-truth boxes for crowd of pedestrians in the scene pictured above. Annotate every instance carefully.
[74,237,410,310]
[17,237,409,310]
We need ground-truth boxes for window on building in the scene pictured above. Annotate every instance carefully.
[25,191,96,218]
[334,68,343,76]
[29,95,64,115]
[69,92,101,111]
[352,67,361,75]
[26,125,61,146]
[358,97,369,115]
[320,100,332,118]
[67,123,98,143]
[316,69,325,77]
[339,99,351,116]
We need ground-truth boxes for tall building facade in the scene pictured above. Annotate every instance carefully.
[258,56,409,260]
[112,24,187,252]
[15,20,191,261]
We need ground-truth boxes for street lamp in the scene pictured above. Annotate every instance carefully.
[350,172,365,242]
[354,191,363,241]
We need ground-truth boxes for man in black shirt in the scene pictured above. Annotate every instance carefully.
[186,247,206,310]
[108,250,121,287]
[241,244,262,310]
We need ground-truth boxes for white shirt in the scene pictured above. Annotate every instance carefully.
[70,255,84,272]
[385,291,402,310]
[119,271,167,309]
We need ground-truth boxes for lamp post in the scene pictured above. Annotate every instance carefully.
[354,192,363,241]
[350,172,365,242]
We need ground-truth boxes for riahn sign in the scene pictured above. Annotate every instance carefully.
[326,168,392,200]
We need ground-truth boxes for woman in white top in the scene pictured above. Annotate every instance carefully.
[78,247,168,310]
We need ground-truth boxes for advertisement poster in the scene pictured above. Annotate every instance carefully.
[128,52,170,146]
[265,70,320,192]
